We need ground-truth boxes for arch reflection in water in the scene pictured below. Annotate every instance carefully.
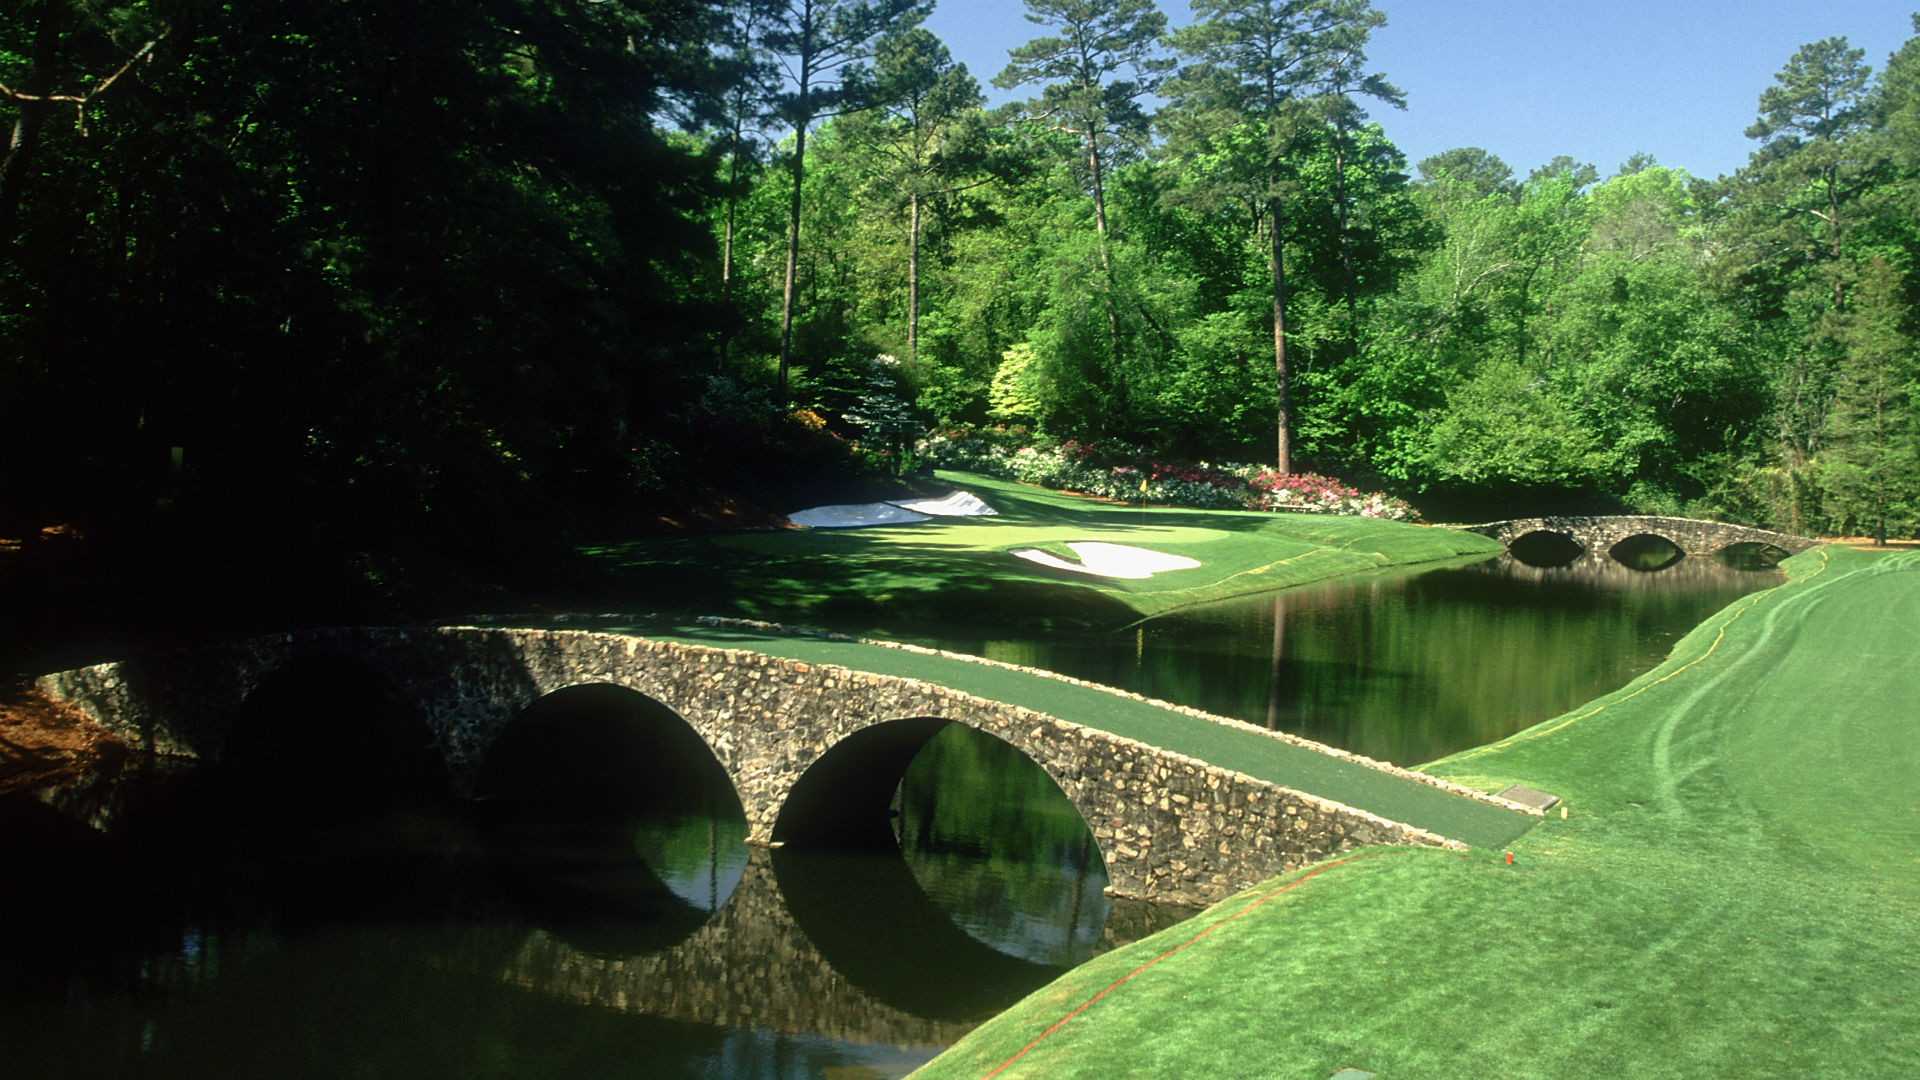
[893,723,1110,968]
[1608,533,1686,571]
[1716,541,1791,570]
[1508,529,1587,567]
[473,683,749,956]
[770,718,1110,1019]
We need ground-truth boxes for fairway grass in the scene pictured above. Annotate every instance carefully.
[581,471,1499,630]
[911,546,1920,1080]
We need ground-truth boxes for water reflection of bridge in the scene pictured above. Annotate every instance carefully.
[493,846,1187,1048]
[1485,551,1789,588]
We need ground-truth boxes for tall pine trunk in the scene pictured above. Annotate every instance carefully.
[718,116,745,373]
[907,190,920,364]
[0,3,61,253]
[1270,200,1291,474]
[778,119,808,400]
[1085,129,1122,377]
[1329,125,1359,331]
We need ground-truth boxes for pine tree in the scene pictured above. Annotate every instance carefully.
[1164,0,1398,473]
[1819,257,1919,544]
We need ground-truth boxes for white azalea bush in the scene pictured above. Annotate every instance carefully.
[916,428,1416,520]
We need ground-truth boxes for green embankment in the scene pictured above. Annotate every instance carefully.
[911,546,1920,1080]
[582,471,1499,630]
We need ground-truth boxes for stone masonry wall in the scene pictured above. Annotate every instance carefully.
[37,626,1458,908]
[1457,515,1820,559]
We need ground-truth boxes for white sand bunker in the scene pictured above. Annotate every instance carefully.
[788,489,997,529]
[1010,541,1202,580]
[789,503,932,528]
[890,490,995,517]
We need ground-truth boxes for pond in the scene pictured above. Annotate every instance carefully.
[0,681,1167,1080]
[928,552,1782,766]
[0,551,1781,1079]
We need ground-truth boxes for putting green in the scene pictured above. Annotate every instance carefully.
[910,546,1920,1080]
[583,471,1500,629]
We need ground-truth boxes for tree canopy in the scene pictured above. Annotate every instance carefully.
[7,0,1920,630]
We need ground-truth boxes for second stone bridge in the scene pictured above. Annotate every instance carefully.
[1456,515,1819,563]
[36,619,1536,907]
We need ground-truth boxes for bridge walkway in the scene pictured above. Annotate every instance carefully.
[533,618,1536,851]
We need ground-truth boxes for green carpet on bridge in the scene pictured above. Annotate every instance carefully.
[583,620,1535,851]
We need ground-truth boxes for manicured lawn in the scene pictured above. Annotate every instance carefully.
[581,471,1497,630]
[911,546,1920,1080]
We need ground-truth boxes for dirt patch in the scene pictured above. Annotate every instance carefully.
[632,492,792,534]
[622,476,956,535]
[0,685,130,796]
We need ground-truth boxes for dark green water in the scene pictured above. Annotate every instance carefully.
[935,554,1781,767]
[0,707,1125,1080]
[0,553,1781,1079]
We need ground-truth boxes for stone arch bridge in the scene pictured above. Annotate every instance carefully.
[1456,515,1819,563]
[35,621,1535,907]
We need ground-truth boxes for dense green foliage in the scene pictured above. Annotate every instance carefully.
[3,0,750,623]
[728,8,1920,531]
[6,1,1920,627]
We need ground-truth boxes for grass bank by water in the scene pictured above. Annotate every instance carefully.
[911,545,1920,1080]
[580,471,1498,631]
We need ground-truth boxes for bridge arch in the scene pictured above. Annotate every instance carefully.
[474,682,744,826]
[1459,515,1819,565]
[772,716,950,851]
[1508,529,1585,567]
[222,651,451,816]
[769,717,1108,1016]
[1606,533,1685,571]
[470,682,751,955]
[1718,540,1795,569]
[769,717,1107,869]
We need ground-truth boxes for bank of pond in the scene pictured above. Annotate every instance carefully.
[0,550,1782,1079]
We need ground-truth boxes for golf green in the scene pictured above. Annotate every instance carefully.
[581,471,1501,629]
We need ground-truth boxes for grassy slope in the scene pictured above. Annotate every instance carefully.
[912,546,1920,1080]
[580,471,1497,630]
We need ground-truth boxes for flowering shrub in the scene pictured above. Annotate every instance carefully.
[1247,471,1412,517]
[920,429,1016,474]
[915,428,1416,520]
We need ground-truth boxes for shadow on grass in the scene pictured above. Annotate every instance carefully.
[579,527,1144,632]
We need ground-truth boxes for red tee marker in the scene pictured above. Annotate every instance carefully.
[1505,852,1514,865]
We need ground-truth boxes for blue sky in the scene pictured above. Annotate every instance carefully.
[922,0,1918,181]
